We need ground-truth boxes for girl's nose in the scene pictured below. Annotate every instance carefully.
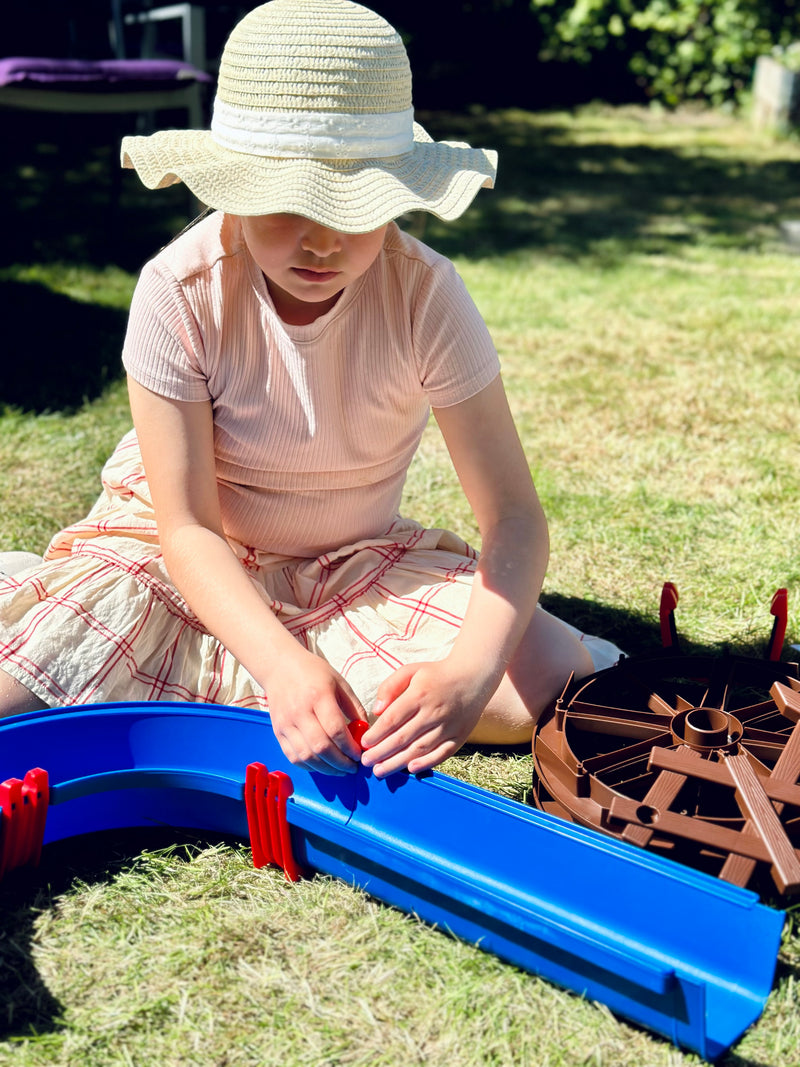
[301,223,343,257]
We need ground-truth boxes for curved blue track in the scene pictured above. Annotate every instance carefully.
[0,700,784,1060]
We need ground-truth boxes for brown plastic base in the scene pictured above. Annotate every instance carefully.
[532,653,800,899]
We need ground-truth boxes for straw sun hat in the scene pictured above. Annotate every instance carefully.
[121,0,497,232]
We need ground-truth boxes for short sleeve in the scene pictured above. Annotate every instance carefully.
[413,257,501,408]
[122,260,211,402]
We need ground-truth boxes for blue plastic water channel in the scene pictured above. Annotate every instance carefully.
[0,701,784,1061]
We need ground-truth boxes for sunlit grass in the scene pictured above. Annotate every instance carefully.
[402,240,800,652]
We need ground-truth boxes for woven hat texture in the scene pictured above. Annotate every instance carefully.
[121,0,497,231]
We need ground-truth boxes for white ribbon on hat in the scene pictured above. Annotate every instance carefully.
[211,99,415,159]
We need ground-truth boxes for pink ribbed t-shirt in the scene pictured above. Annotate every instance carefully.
[122,213,500,558]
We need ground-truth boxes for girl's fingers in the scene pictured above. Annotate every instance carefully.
[369,732,458,779]
[283,725,357,775]
[324,678,368,762]
[361,696,449,771]
[360,693,420,754]
[363,666,427,748]
[275,695,362,774]
[361,663,487,777]
[332,674,369,734]
[406,740,458,775]
[371,663,416,716]
[267,658,368,772]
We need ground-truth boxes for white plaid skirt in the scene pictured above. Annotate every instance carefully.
[0,432,619,711]
[0,432,490,711]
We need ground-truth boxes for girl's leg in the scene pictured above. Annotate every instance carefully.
[0,554,49,714]
[468,607,594,746]
[0,552,43,577]
[0,668,48,717]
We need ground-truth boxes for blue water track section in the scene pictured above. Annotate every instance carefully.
[0,700,785,1061]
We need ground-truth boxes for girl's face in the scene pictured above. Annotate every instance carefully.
[239,213,388,325]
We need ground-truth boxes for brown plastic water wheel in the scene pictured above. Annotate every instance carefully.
[532,651,800,898]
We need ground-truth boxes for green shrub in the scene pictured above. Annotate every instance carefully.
[531,0,800,105]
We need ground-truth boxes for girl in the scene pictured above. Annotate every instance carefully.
[0,0,612,779]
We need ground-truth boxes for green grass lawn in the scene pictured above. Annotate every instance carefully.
[1,104,800,1066]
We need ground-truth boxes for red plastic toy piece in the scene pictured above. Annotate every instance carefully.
[767,588,788,662]
[348,719,369,748]
[0,778,23,880]
[0,767,49,881]
[659,582,680,650]
[244,762,302,881]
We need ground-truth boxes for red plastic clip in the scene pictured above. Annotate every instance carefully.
[767,588,788,662]
[244,763,302,882]
[659,582,680,651]
[0,768,49,881]
[348,719,369,749]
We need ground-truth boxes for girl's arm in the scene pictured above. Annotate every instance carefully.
[360,374,548,776]
[127,378,365,775]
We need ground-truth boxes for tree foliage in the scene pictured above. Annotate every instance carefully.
[531,0,800,105]
[9,1,800,110]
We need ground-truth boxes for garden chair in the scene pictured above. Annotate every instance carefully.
[0,1,211,130]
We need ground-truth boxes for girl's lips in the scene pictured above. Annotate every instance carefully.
[293,267,341,283]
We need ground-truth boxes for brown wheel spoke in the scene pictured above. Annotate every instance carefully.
[673,695,695,713]
[566,702,673,741]
[770,717,800,785]
[773,680,800,724]
[698,656,738,711]
[724,750,800,894]
[580,732,673,779]
[729,699,789,724]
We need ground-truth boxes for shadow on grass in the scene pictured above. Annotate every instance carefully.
[541,590,666,658]
[418,109,800,262]
[0,826,240,1041]
[0,280,128,412]
[540,589,799,666]
[2,105,799,413]
[0,110,198,273]
[538,590,790,661]
[4,106,800,275]
[723,1056,790,1067]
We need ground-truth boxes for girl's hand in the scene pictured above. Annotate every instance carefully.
[359,659,495,778]
[264,647,366,776]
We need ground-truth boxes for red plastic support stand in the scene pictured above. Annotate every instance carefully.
[659,582,680,650]
[244,762,302,881]
[767,588,788,662]
[0,767,49,880]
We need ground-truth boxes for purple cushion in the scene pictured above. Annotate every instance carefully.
[0,57,212,89]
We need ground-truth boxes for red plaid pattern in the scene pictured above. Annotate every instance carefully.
[0,435,479,711]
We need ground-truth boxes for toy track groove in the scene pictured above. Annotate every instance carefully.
[532,652,800,898]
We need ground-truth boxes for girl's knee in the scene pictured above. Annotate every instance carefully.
[0,669,48,717]
[468,610,594,747]
[468,689,535,746]
[511,607,593,699]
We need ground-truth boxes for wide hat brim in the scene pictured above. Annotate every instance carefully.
[121,123,497,232]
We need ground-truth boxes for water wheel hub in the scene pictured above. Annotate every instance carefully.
[670,706,743,752]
